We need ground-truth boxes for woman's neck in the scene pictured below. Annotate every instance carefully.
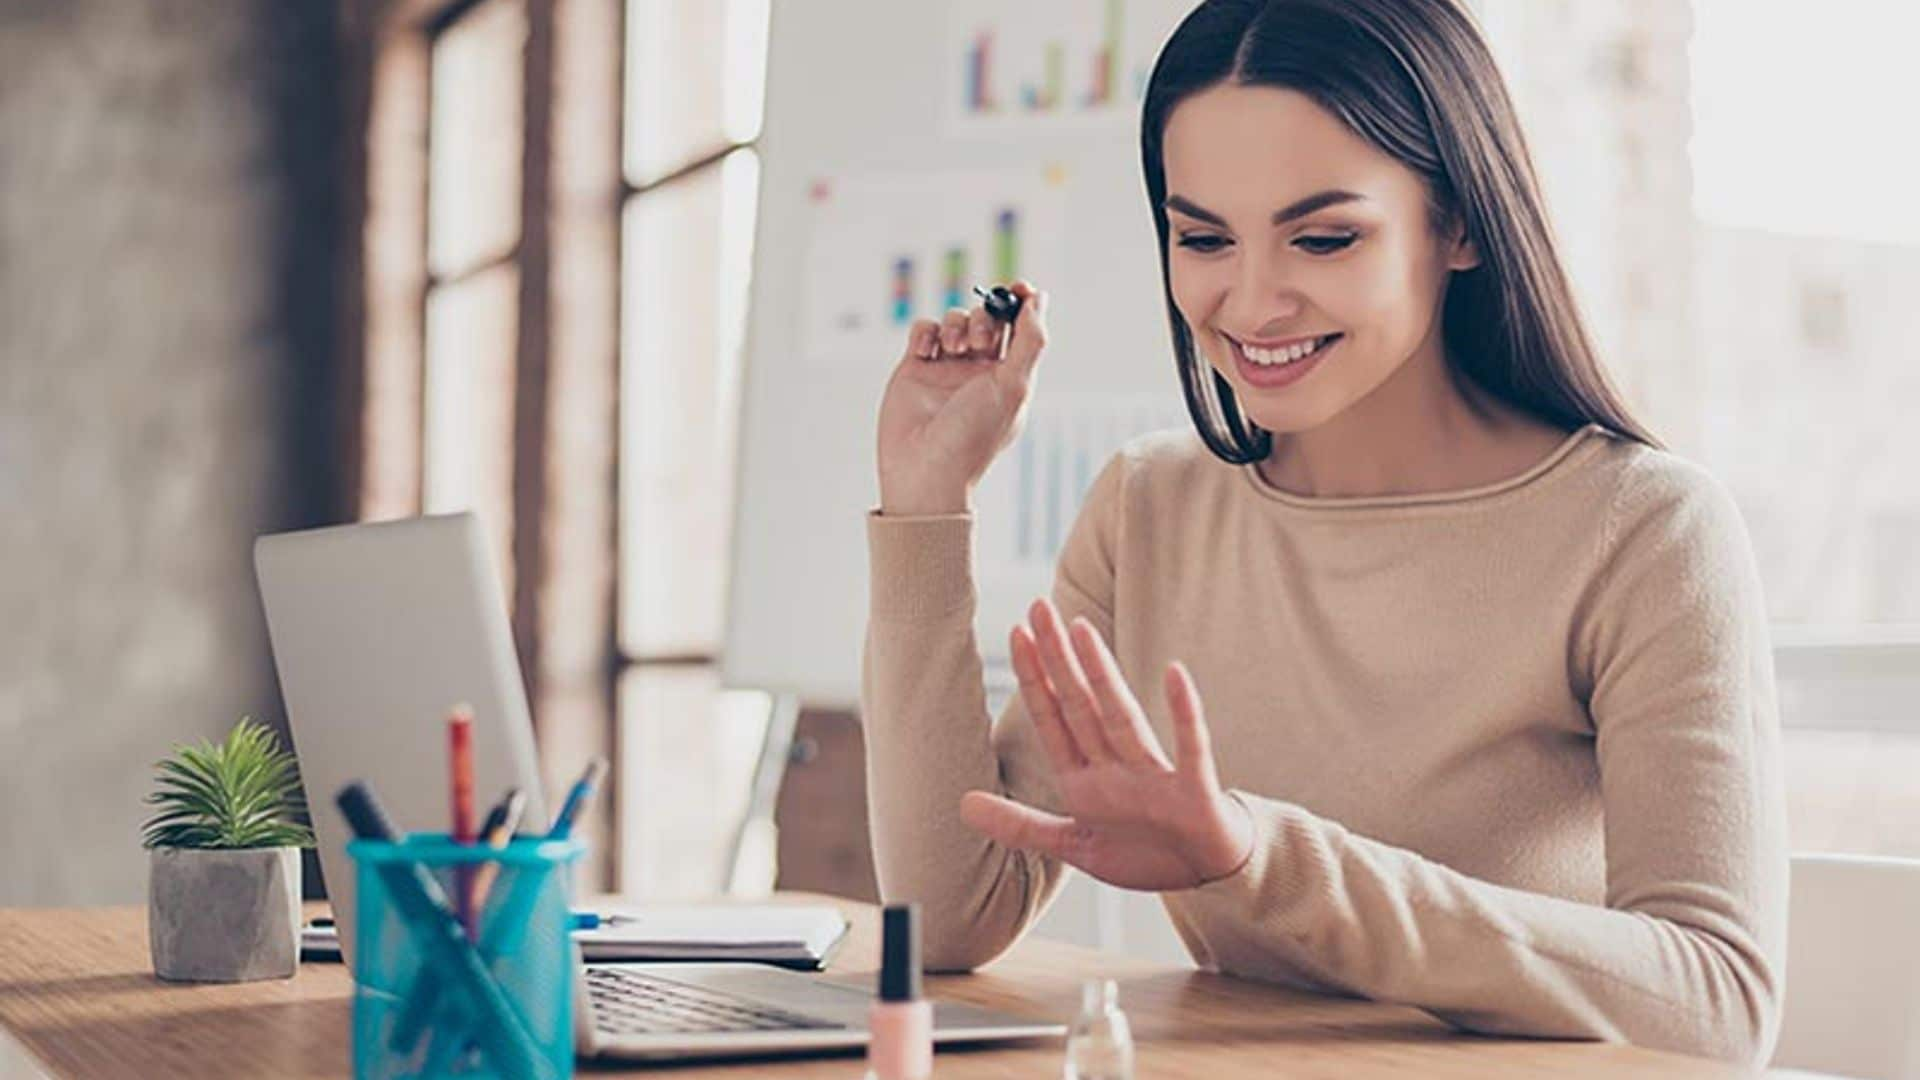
[1254,339,1566,499]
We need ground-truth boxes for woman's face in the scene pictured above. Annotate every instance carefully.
[1161,84,1477,434]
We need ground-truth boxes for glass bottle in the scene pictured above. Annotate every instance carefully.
[1063,978,1134,1080]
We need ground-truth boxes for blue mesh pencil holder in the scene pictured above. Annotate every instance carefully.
[348,834,583,1080]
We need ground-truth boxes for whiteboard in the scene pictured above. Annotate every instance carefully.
[724,0,1201,706]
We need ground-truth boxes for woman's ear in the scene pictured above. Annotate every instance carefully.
[1446,216,1481,271]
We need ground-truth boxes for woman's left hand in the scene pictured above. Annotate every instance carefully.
[959,598,1255,892]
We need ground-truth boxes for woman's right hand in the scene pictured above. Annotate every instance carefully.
[876,280,1049,516]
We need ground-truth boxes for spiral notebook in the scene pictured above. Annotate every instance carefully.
[304,903,850,971]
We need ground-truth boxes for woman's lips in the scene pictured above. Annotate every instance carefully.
[1228,333,1341,389]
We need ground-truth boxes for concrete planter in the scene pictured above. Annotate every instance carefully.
[148,846,301,983]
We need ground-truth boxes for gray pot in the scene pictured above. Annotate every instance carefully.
[148,846,301,982]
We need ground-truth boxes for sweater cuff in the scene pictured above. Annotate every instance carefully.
[866,508,976,620]
[1176,789,1326,926]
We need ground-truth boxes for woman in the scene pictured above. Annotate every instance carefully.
[863,0,1786,1066]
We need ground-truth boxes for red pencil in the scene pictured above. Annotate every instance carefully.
[448,704,477,941]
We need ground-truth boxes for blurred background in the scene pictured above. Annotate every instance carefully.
[1,0,1915,964]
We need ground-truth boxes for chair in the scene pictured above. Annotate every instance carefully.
[1772,852,1920,1079]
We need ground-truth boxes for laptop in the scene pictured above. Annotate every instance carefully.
[254,512,1065,1061]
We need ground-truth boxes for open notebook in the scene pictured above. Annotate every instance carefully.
[303,903,851,970]
[572,904,851,968]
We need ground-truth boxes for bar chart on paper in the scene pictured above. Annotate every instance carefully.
[728,0,1192,703]
[800,167,1069,367]
[888,206,1024,327]
[945,0,1188,132]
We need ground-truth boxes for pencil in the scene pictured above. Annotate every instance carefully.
[448,704,477,941]
[469,788,527,911]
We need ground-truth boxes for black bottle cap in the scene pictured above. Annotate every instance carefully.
[971,284,1024,323]
[878,903,922,1002]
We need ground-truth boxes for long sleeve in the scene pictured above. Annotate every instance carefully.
[1166,463,1789,1067]
[861,456,1126,970]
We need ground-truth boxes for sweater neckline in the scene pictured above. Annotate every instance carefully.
[1237,422,1611,513]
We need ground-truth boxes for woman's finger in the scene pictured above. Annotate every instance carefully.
[1029,599,1113,764]
[1165,661,1221,790]
[940,307,971,355]
[905,318,939,361]
[967,304,1000,356]
[1068,617,1171,770]
[1010,624,1084,770]
[959,790,1083,864]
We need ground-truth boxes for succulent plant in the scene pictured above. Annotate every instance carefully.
[141,717,315,850]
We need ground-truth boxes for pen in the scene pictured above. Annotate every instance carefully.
[469,788,527,910]
[547,756,608,839]
[569,912,641,930]
[448,705,477,941]
[478,787,525,845]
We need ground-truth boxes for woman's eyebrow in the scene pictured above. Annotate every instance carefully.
[1164,190,1367,227]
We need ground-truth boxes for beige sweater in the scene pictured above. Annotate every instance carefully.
[861,421,1787,1067]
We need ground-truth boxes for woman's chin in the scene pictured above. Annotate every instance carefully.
[1210,371,1337,436]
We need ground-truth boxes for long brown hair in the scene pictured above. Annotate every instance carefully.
[1141,0,1663,464]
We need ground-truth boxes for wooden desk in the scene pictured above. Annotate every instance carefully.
[0,893,1762,1078]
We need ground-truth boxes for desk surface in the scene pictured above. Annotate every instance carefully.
[0,893,1760,1078]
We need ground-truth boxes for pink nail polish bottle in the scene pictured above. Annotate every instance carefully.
[865,903,932,1080]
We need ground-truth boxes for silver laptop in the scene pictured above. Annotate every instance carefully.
[254,513,1064,1061]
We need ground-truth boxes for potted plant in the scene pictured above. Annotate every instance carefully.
[142,716,315,982]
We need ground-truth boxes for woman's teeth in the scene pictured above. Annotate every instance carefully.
[1239,334,1337,366]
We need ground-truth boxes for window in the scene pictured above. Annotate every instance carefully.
[1689,0,1920,629]
[1691,0,1920,859]
[355,0,626,888]
[616,0,774,897]
[423,0,527,599]
[1479,0,1920,857]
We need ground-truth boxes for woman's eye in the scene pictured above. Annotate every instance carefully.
[1295,233,1357,255]
[1176,233,1357,255]
[1176,234,1228,253]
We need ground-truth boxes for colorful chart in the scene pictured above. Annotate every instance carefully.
[945,0,1181,132]
[800,168,1068,367]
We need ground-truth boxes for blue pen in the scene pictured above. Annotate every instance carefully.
[547,756,609,839]
[570,911,638,931]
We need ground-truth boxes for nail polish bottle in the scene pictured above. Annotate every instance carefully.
[1063,978,1134,1080]
[865,903,932,1080]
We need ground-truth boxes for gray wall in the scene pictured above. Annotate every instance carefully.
[0,1,343,904]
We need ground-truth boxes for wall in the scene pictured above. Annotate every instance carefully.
[0,0,343,904]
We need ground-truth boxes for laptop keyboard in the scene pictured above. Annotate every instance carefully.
[586,967,849,1036]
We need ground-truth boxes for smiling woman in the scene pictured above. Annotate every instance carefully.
[1141,0,1658,486]
[862,0,1787,1070]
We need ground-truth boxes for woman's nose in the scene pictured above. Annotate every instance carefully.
[1225,256,1306,329]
